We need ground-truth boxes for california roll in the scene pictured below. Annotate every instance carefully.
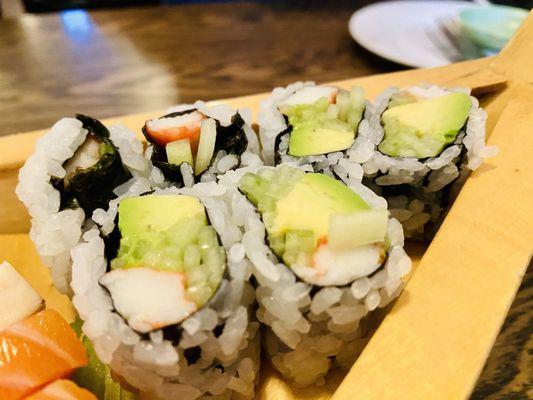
[362,85,497,239]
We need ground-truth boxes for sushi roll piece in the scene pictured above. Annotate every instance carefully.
[258,82,371,184]
[362,85,497,239]
[143,101,260,186]
[51,115,133,214]
[70,180,261,399]
[17,115,153,294]
[235,165,411,386]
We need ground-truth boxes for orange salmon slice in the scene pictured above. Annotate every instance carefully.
[25,379,96,400]
[0,309,88,400]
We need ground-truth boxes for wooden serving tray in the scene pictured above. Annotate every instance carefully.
[0,12,531,400]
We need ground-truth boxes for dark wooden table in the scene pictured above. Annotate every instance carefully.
[0,0,402,135]
[0,2,531,398]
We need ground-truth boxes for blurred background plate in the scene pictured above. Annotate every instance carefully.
[349,0,472,68]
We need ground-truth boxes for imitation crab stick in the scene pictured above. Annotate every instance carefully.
[0,309,88,400]
[144,111,206,152]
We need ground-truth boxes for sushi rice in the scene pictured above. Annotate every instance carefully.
[259,82,496,240]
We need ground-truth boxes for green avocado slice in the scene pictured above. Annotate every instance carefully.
[270,173,369,239]
[379,92,472,158]
[118,195,205,237]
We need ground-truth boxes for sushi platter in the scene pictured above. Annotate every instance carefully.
[0,11,531,400]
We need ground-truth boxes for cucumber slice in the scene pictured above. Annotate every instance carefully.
[166,138,194,167]
[336,89,351,122]
[347,86,365,128]
[238,172,269,206]
[326,103,340,119]
[195,118,217,175]
[281,229,315,267]
[349,86,365,108]
[268,234,285,256]
[328,209,388,250]
[72,321,137,400]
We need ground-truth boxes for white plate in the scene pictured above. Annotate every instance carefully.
[348,0,471,68]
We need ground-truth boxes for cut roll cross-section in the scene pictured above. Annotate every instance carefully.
[53,114,133,215]
[379,92,472,158]
[143,104,257,185]
[71,181,260,399]
[15,114,143,294]
[239,166,389,286]
[258,82,367,176]
[363,85,497,240]
[279,86,365,157]
[100,194,226,333]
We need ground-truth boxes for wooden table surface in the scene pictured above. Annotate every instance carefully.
[0,2,530,398]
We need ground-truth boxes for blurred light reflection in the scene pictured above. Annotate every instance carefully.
[60,9,94,40]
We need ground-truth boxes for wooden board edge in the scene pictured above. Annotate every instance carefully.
[331,89,533,400]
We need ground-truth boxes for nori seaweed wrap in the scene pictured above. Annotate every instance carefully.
[234,164,411,386]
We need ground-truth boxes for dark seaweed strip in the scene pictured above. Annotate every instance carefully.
[153,160,186,186]
[66,148,131,214]
[371,115,470,240]
[161,325,183,343]
[273,126,292,166]
[214,113,248,156]
[103,215,121,269]
[51,177,78,210]
[76,114,110,139]
[213,323,225,338]
[184,346,202,365]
